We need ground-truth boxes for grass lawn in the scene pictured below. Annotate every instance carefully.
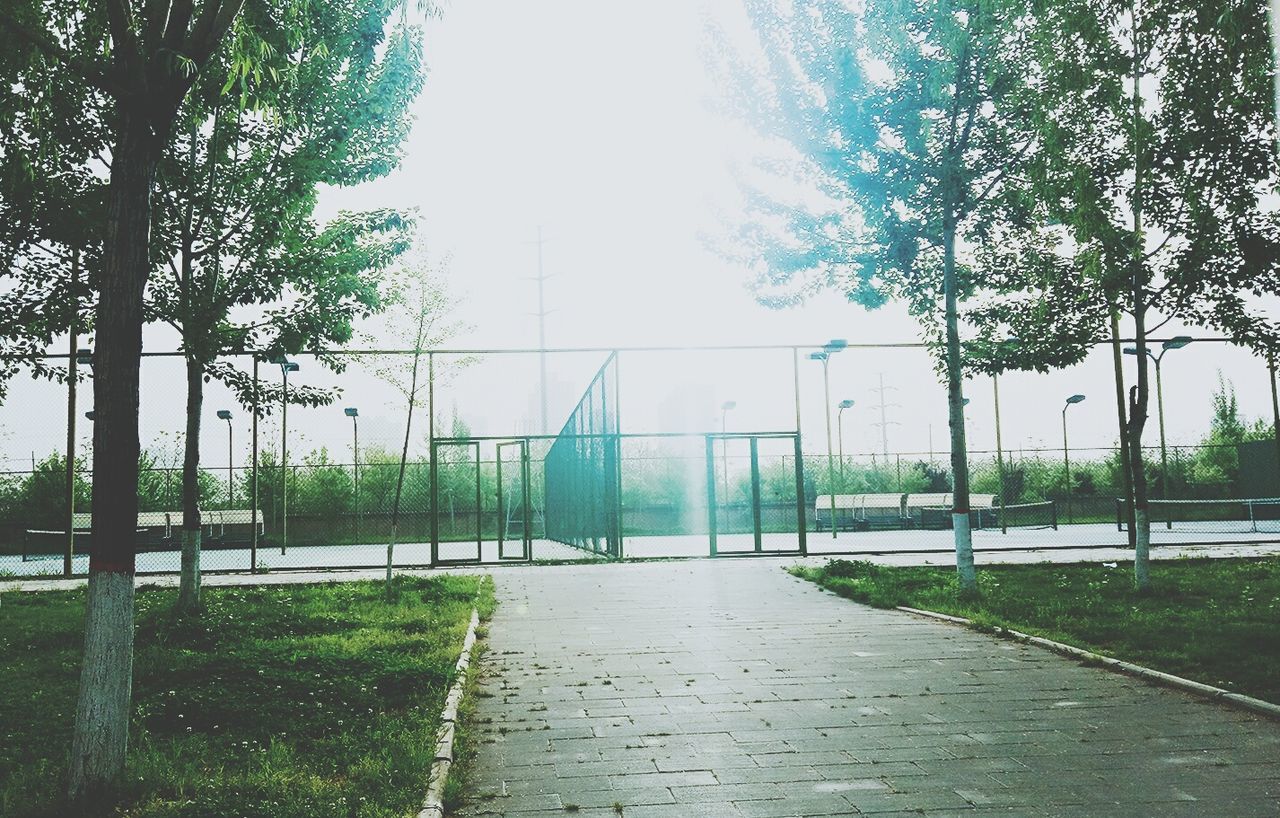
[0,575,493,818]
[791,557,1280,703]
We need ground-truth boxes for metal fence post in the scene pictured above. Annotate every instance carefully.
[706,434,718,556]
[250,357,259,572]
[793,433,807,556]
[750,437,763,553]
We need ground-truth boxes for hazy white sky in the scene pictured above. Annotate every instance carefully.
[0,0,1275,475]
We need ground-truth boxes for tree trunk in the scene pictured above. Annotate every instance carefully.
[1128,316,1152,591]
[390,344,424,597]
[1128,0,1151,592]
[943,217,976,592]
[68,112,155,802]
[1110,312,1137,547]
[177,357,204,613]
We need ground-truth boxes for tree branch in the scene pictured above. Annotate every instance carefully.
[0,10,125,97]
[103,0,143,83]
[161,0,195,51]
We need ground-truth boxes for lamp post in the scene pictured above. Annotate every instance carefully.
[719,400,736,501]
[270,356,299,554]
[1062,394,1086,523]
[345,407,360,541]
[217,410,234,508]
[1124,336,1191,498]
[837,399,854,482]
[66,347,93,576]
[810,339,847,538]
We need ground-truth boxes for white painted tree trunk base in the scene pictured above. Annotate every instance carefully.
[67,570,135,801]
[953,513,976,589]
[1134,507,1151,589]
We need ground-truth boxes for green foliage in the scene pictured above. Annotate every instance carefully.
[0,575,485,818]
[792,557,1280,702]
[1186,374,1278,489]
[0,455,90,533]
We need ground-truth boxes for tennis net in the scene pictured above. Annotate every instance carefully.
[1116,497,1280,534]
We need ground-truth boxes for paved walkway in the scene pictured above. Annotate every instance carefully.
[458,560,1280,817]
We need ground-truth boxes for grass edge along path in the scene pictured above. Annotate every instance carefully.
[0,574,496,818]
[789,557,1280,705]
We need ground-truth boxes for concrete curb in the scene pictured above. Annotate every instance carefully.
[417,591,484,818]
[896,605,1280,721]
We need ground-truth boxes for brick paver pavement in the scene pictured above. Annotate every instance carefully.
[456,560,1280,817]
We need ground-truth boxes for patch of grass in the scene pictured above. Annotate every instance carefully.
[0,574,485,817]
[791,557,1280,703]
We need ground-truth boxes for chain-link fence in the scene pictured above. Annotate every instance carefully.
[2,339,1279,577]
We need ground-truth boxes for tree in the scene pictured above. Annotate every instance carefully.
[967,0,1280,589]
[0,0,331,799]
[144,0,422,614]
[363,253,464,594]
[718,0,1044,591]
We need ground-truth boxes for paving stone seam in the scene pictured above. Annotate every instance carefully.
[895,604,1280,722]
[418,580,487,818]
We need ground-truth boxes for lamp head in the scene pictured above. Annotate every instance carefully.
[838,399,855,409]
[284,362,300,373]
[1065,394,1086,405]
[75,347,94,367]
[1163,335,1193,351]
[721,400,736,411]
[345,407,359,417]
[268,354,289,365]
[808,351,828,362]
[216,410,232,421]
[84,411,95,421]
[1123,347,1138,356]
[823,338,848,354]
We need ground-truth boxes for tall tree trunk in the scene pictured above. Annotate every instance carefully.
[68,112,155,802]
[1128,312,1152,591]
[943,217,976,592]
[389,340,425,597]
[1110,312,1137,547]
[1128,0,1152,591]
[177,357,204,613]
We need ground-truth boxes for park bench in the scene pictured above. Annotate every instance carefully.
[814,494,909,531]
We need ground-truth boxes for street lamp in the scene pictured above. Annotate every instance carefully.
[1124,336,1192,498]
[1062,394,1086,523]
[837,399,855,481]
[810,339,847,538]
[719,401,736,501]
[217,410,233,508]
[66,347,93,577]
[270,356,299,554]
[345,407,360,541]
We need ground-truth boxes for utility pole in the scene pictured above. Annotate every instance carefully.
[868,373,900,457]
[528,227,553,434]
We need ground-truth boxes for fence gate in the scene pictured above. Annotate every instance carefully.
[706,432,806,557]
[430,438,483,565]
[496,440,533,561]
